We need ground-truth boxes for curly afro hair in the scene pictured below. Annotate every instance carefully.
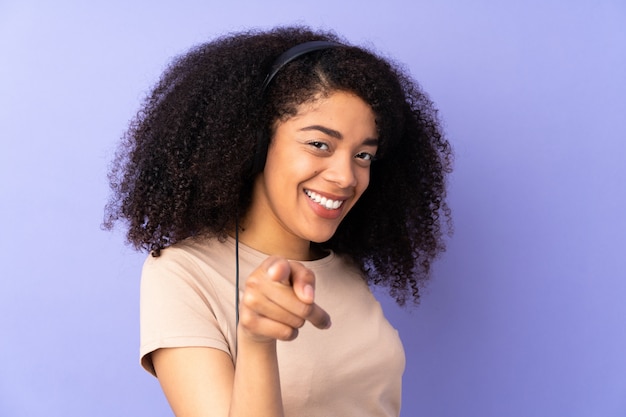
[104,26,453,305]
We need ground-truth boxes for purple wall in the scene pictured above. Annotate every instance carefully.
[1,1,624,416]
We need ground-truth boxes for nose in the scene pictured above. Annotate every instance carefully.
[323,153,358,188]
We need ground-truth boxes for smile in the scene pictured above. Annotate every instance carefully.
[304,190,344,210]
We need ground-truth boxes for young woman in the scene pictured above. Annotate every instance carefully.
[105,26,452,417]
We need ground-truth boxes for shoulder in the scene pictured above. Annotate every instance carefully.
[144,236,231,269]
[141,237,237,290]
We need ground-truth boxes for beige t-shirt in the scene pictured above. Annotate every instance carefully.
[140,237,405,416]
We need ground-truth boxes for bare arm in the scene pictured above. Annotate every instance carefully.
[153,347,234,417]
[152,257,331,417]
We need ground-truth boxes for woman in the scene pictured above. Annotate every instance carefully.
[104,26,452,416]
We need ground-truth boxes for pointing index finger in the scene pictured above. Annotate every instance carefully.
[264,256,292,286]
[287,261,316,304]
[288,261,331,329]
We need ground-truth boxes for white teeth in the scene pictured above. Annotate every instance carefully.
[305,190,344,210]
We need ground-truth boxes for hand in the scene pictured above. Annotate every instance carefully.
[238,256,332,344]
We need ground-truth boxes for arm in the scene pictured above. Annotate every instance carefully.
[152,347,234,417]
[152,257,331,417]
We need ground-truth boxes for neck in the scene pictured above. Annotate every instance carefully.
[235,225,318,261]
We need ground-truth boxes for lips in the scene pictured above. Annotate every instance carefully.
[304,189,345,210]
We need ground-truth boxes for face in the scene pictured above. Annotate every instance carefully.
[243,91,378,259]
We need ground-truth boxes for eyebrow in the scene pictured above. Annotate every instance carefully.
[299,125,379,146]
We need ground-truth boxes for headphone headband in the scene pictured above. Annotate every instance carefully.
[249,41,342,178]
[260,40,342,93]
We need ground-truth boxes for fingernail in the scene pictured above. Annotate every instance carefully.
[267,258,281,277]
[303,284,314,301]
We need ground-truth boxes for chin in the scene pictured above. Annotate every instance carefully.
[306,228,339,244]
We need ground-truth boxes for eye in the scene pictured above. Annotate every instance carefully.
[355,151,376,161]
[309,141,330,151]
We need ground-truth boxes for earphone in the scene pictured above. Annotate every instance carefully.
[249,40,342,178]
[261,40,342,93]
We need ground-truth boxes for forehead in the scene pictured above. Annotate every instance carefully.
[274,91,378,139]
[281,90,375,120]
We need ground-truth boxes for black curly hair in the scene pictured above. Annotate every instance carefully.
[104,26,452,305]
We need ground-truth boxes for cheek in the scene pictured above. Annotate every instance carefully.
[262,149,293,182]
[356,169,371,195]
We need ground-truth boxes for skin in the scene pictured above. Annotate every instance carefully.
[241,90,379,260]
[152,90,378,417]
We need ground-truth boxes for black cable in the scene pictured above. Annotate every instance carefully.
[235,213,240,355]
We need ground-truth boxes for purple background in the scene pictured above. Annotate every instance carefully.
[1,1,625,416]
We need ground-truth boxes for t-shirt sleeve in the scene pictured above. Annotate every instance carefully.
[139,252,231,377]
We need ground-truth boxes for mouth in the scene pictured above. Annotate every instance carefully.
[304,189,345,210]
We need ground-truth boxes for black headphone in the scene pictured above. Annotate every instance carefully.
[248,40,342,178]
